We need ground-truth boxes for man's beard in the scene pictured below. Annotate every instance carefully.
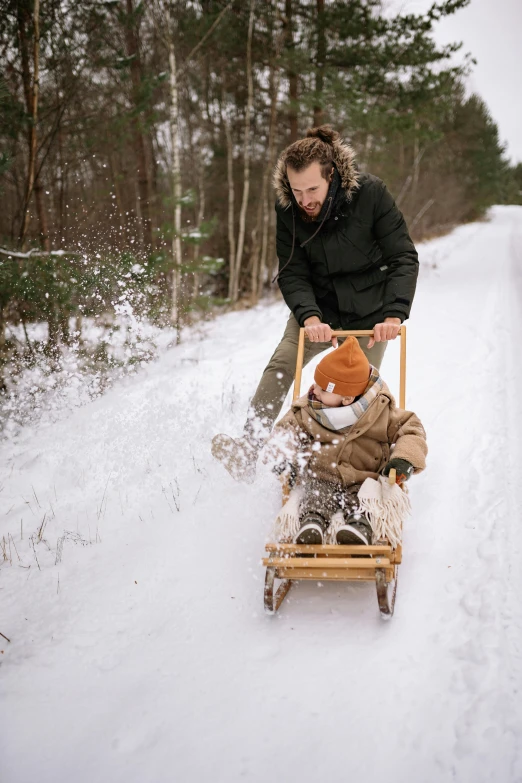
[297,203,321,223]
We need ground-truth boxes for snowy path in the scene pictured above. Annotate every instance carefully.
[1,206,522,783]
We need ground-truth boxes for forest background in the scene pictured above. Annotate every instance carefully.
[1,0,521,410]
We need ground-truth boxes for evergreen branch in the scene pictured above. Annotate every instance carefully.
[177,1,233,78]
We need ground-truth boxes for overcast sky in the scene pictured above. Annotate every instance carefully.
[390,0,522,164]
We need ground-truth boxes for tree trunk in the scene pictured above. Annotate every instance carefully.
[0,307,6,392]
[412,129,425,208]
[222,99,236,300]
[192,182,205,302]
[147,128,159,246]
[313,0,325,127]
[124,0,153,250]
[285,0,298,143]
[18,0,41,250]
[58,125,66,244]
[249,197,263,303]
[167,5,183,339]
[259,100,280,295]
[254,18,283,301]
[229,0,255,303]
[33,181,50,251]
[186,111,206,304]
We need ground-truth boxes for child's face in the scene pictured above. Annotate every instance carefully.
[312,383,355,407]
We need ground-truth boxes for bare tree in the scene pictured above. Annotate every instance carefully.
[229,0,255,303]
[18,0,48,250]
[284,0,298,143]
[166,3,183,335]
[313,0,325,127]
[251,5,284,301]
[123,0,153,250]
[222,90,236,297]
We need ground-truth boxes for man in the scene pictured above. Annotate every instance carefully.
[212,124,419,483]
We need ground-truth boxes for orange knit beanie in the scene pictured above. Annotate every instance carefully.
[314,337,370,397]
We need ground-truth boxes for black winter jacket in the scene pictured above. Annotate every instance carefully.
[273,140,419,329]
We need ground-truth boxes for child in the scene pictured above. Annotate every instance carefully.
[266,336,427,545]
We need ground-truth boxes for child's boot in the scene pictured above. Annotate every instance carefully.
[335,512,372,546]
[295,513,329,545]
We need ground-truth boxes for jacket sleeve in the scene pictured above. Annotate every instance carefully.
[276,207,323,326]
[372,181,419,322]
[387,406,427,473]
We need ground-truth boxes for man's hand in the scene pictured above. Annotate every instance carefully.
[303,316,338,347]
[367,317,401,349]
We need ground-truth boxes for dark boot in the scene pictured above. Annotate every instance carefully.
[295,513,329,545]
[335,513,372,546]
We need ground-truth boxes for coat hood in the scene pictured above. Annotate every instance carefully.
[273,136,360,209]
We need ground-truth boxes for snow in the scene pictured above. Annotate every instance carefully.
[1,206,522,782]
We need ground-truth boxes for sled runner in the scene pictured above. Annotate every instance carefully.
[262,327,407,619]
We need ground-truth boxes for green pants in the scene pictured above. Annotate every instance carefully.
[298,477,360,521]
[246,313,387,440]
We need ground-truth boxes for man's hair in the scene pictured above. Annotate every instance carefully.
[283,125,339,180]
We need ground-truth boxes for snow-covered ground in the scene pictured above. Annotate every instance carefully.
[1,206,522,783]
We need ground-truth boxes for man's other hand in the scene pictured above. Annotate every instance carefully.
[367,317,401,348]
[303,316,338,347]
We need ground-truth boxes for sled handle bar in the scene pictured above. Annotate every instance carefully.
[293,326,407,409]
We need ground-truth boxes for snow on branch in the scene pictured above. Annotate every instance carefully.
[0,248,82,259]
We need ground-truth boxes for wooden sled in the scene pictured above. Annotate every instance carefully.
[262,326,407,619]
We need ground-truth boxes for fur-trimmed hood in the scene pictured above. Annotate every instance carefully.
[273,137,360,209]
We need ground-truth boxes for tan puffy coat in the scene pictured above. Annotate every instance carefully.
[272,382,427,487]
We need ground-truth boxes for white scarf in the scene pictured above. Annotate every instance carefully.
[307,366,384,432]
[357,476,411,548]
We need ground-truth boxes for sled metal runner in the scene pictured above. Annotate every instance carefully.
[263,327,407,619]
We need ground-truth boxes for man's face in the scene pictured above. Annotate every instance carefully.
[287,162,332,219]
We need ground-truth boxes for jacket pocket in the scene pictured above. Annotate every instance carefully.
[324,222,381,275]
[345,265,387,317]
[352,265,388,291]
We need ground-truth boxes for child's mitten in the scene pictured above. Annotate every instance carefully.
[382,458,414,483]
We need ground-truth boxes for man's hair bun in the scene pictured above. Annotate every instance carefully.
[306,125,340,145]
[282,124,338,177]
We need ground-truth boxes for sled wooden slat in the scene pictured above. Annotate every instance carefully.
[265,542,402,564]
[263,556,390,569]
[273,567,394,581]
[265,543,392,556]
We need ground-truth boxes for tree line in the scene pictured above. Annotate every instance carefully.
[1,0,520,360]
